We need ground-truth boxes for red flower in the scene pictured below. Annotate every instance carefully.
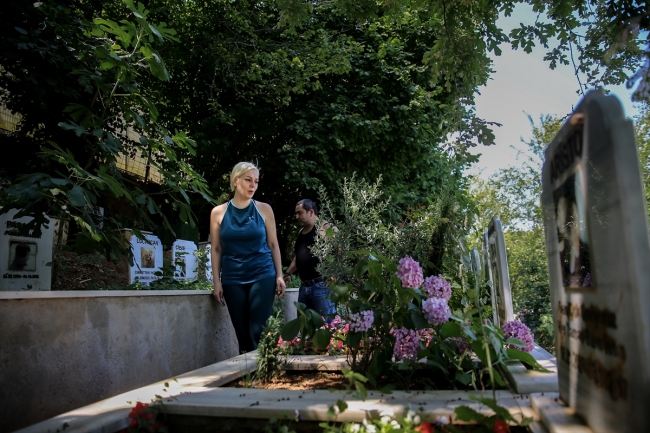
[493,420,510,433]
[415,422,435,433]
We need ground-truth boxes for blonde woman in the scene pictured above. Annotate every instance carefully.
[210,162,286,353]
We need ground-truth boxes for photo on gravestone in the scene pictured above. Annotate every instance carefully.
[140,247,155,268]
[8,241,37,271]
[175,253,187,278]
[552,165,593,289]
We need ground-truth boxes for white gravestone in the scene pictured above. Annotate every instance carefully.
[541,90,650,432]
[171,239,198,282]
[199,241,214,283]
[128,232,163,285]
[486,216,514,327]
[0,209,53,291]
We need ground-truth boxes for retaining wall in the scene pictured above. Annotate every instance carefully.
[0,290,238,432]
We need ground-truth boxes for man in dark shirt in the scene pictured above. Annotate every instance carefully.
[284,199,336,319]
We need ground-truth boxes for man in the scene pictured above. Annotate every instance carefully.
[284,199,336,318]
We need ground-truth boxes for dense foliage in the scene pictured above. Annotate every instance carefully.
[280,178,546,392]
[0,1,213,261]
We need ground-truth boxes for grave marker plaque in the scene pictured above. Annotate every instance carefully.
[0,209,53,290]
[171,239,198,282]
[128,232,163,285]
[541,90,650,432]
[486,216,514,327]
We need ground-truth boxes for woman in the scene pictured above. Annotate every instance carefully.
[210,162,286,353]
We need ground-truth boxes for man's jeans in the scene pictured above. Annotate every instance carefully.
[298,280,335,320]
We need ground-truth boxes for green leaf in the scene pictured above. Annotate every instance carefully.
[336,399,348,413]
[312,329,332,350]
[440,321,461,338]
[280,318,302,341]
[454,405,486,423]
[66,185,86,207]
[347,331,362,348]
[410,308,428,330]
[455,371,472,385]
[505,338,525,348]
[379,384,395,394]
[506,349,551,372]
[58,122,86,137]
[354,381,367,400]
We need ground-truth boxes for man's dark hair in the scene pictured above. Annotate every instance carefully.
[296,199,318,216]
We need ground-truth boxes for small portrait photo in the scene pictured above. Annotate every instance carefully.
[175,254,187,278]
[140,247,155,268]
[8,241,37,271]
[553,166,593,289]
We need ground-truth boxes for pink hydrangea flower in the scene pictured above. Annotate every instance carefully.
[502,320,535,352]
[396,257,424,289]
[348,310,374,333]
[422,275,452,300]
[391,327,420,361]
[422,297,450,325]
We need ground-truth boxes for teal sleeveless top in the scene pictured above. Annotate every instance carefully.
[220,200,275,284]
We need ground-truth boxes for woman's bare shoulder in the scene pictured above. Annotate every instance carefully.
[254,201,274,217]
[211,203,228,222]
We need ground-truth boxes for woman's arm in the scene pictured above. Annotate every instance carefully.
[258,201,286,297]
[210,204,226,306]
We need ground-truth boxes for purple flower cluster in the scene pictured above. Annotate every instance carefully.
[445,337,471,355]
[502,320,535,352]
[390,327,420,361]
[348,310,374,333]
[423,275,452,300]
[396,257,424,289]
[422,297,450,325]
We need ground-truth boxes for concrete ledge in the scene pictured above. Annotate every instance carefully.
[19,354,538,433]
[504,345,559,394]
[0,289,213,299]
[530,393,593,433]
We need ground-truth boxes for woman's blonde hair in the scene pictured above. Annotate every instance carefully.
[230,161,259,191]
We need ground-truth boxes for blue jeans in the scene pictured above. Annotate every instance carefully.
[298,280,335,321]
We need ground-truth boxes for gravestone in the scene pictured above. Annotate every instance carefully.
[128,231,163,285]
[0,209,53,291]
[540,90,650,432]
[486,216,514,327]
[199,241,214,283]
[171,239,198,282]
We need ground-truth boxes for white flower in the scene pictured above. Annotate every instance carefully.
[435,415,450,425]
[413,415,421,425]
[380,416,391,424]
[390,420,400,428]
[350,424,361,432]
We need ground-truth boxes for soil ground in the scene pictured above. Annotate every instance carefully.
[226,371,349,390]
[52,251,128,290]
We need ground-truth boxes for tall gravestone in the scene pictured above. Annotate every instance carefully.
[128,231,163,285]
[0,209,53,290]
[171,239,198,282]
[485,216,514,327]
[541,90,650,432]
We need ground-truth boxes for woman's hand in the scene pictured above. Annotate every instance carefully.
[276,276,286,298]
[213,282,225,306]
